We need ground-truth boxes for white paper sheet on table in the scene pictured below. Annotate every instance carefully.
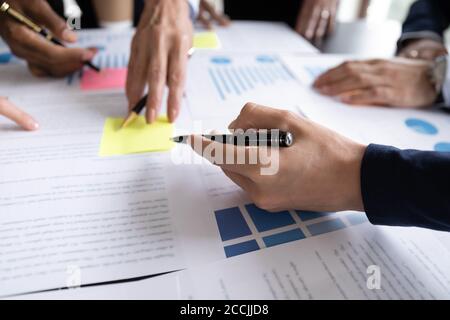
[212,21,318,54]
[19,223,450,300]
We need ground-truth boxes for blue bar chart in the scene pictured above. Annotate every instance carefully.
[207,55,296,101]
[214,204,369,258]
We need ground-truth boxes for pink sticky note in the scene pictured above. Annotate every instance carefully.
[80,68,127,91]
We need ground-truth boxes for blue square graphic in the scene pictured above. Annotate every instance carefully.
[245,204,295,232]
[224,240,259,258]
[308,218,346,236]
[263,229,305,248]
[346,213,368,225]
[215,207,252,241]
[296,210,331,221]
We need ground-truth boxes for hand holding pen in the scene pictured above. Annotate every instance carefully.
[0,1,99,77]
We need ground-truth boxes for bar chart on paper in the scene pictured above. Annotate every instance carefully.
[214,204,368,258]
[186,53,303,118]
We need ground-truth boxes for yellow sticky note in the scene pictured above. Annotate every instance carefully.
[99,116,174,156]
[194,31,221,49]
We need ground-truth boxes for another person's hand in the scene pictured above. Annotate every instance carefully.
[0,0,97,77]
[0,97,39,131]
[126,0,193,124]
[398,38,448,61]
[189,103,366,213]
[198,0,230,29]
[313,58,438,108]
[295,0,338,45]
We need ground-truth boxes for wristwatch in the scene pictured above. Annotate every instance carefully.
[429,55,448,93]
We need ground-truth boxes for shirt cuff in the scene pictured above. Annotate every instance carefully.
[361,144,412,227]
[188,0,200,20]
[397,31,444,52]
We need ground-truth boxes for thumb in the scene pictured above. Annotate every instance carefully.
[26,0,78,43]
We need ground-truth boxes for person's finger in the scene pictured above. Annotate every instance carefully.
[317,73,383,96]
[313,61,373,88]
[167,35,190,122]
[295,1,312,36]
[25,0,77,42]
[28,63,49,77]
[188,134,261,177]
[9,27,96,77]
[326,0,338,35]
[200,0,231,26]
[304,4,322,40]
[126,33,149,110]
[222,169,254,193]
[198,12,213,29]
[0,97,39,131]
[146,32,168,124]
[228,103,297,132]
[339,87,394,106]
[313,10,329,44]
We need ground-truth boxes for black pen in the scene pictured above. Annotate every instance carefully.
[171,131,295,148]
[0,2,100,72]
[121,48,196,129]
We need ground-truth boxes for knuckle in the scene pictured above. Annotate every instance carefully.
[342,61,353,71]
[371,87,383,97]
[149,66,164,80]
[254,196,274,212]
[168,73,183,86]
[241,102,257,115]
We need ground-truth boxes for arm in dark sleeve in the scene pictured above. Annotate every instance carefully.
[402,0,450,37]
[361,144,450,232]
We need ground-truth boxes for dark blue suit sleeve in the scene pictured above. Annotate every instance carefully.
[361,144,450,232]
[402,0,450,36]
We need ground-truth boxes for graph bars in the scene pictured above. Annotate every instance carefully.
[214,204,368,258]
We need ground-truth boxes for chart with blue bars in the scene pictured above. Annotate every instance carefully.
[214,204,369,258]
[208,55,297,101]
[76,30,132,69]
[91,52,130,69]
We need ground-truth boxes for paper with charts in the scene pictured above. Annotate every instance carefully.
[186,52,303,119]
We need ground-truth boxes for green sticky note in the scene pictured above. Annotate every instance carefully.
[99,116,175,156]
[194,31,221,49]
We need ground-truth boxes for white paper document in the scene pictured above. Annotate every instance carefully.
[22,224,450,300]
[213,21,318,54]
[0,93,188,297]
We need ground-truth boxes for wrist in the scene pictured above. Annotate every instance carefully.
[343,143,366,212]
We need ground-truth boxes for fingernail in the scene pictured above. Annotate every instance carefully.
[28,120,39,131]
[148,109,156,124]
[169,109,178,123]
[82,50,95,61]
[62,29,77,42]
